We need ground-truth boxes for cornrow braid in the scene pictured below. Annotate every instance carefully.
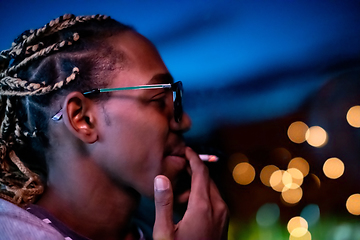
[0,50,11,77]
[0,67,79,96]
[7,14,108,59]
[0,13,131,206]
[1,98,16,141]
[2,33,80,78]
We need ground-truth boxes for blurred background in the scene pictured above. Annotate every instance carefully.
[1,1,360,239]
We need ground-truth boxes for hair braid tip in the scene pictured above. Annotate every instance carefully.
[6,150,44,205]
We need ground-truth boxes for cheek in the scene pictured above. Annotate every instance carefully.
[97,105,170,189]
[112,101,170,147]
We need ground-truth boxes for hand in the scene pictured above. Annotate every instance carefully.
[153,147,229,240]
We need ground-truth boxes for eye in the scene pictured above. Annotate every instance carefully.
[149,91,168,110]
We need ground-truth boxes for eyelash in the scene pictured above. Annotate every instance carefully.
[150,93,168,109]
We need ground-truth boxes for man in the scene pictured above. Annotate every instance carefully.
[0,14,228,239]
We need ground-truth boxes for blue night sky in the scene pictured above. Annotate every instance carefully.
[1,0,360,136]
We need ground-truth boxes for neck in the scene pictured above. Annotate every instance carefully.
[37,155,141,240]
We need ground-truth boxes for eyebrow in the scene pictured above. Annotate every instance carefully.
[147,73,174,85]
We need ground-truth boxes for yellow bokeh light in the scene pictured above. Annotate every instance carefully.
[260,165,280,187]
[291,227,308,238]
[288,157,310,177]
[282,171,293,188]
[232,162,255,185]
[305,126,328,147]
[270,170,285,192]
[323,157,345,179]
[287,168,304,187]
[281,187,303,204]
[346,105,360,128]
[346,194,360,215]
[288,121,309,144]
[289,230,312,240]
[287,216,308,234]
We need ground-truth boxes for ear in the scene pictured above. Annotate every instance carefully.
[62,92,99,144]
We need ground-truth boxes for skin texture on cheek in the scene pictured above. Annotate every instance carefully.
[100,104,112,126]
[95,98,170,196]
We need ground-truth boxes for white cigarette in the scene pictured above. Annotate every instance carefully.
[199,154,219,162]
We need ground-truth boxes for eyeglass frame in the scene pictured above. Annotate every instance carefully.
[51,81,184,122]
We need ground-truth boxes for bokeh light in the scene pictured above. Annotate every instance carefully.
[323,157,345,179]
[281,187,303,204]
[287,216,308,237]
[269,167,304,196]
[260,165,280,187]
[232,162,255,185]
[305,126,328,147]
[333,224,352,240]
[346,194,360,215]
[256,203,280,227]
[286,168,304,188]
[301,204,320,226]
[288,157,310,177]
[288,121,309,143]
[289,230,312,240]
[270,170,286,192]
[346,105,360,128]
[282,170,293,189]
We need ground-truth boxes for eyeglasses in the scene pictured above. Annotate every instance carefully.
[51,81,184,122]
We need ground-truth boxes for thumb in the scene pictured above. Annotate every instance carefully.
[153,175,174,240]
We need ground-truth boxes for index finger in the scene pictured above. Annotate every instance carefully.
[185,147,211,200]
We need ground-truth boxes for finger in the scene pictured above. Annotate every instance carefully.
[185,148,212,214]
[186,147,210,189]
[185,147,209,180]
[175,190,190,204]
[209,179,229,216]
[209,180,230,240]
[185,147,205,169]
[153,175,174,240]
[209,179,224,203]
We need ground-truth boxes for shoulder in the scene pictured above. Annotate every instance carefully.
[0,198,64,240]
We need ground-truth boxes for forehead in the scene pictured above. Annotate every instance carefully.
[106,30,169,86]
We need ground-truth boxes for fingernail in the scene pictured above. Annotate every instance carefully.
[154,176,169,191]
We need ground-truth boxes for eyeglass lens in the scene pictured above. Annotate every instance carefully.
[173,81,183,123]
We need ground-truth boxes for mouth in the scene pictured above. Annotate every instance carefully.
[163,154,187,171]
[164,140,186,164]
[162,148,190,200]
[162,144,187,180]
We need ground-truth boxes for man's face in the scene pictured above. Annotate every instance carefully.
[91,31,191,197]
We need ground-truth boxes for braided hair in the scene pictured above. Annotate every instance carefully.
[0,14,132,206]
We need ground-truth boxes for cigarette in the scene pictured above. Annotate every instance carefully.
[198,154,219,162]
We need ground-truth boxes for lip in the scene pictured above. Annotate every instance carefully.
[163,138,187,171]
[164,154,186,167]
[162,145,188,179]
[165,144,186,157]
[164,141,186,160]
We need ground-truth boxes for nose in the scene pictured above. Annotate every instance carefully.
[170,111,192,133]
